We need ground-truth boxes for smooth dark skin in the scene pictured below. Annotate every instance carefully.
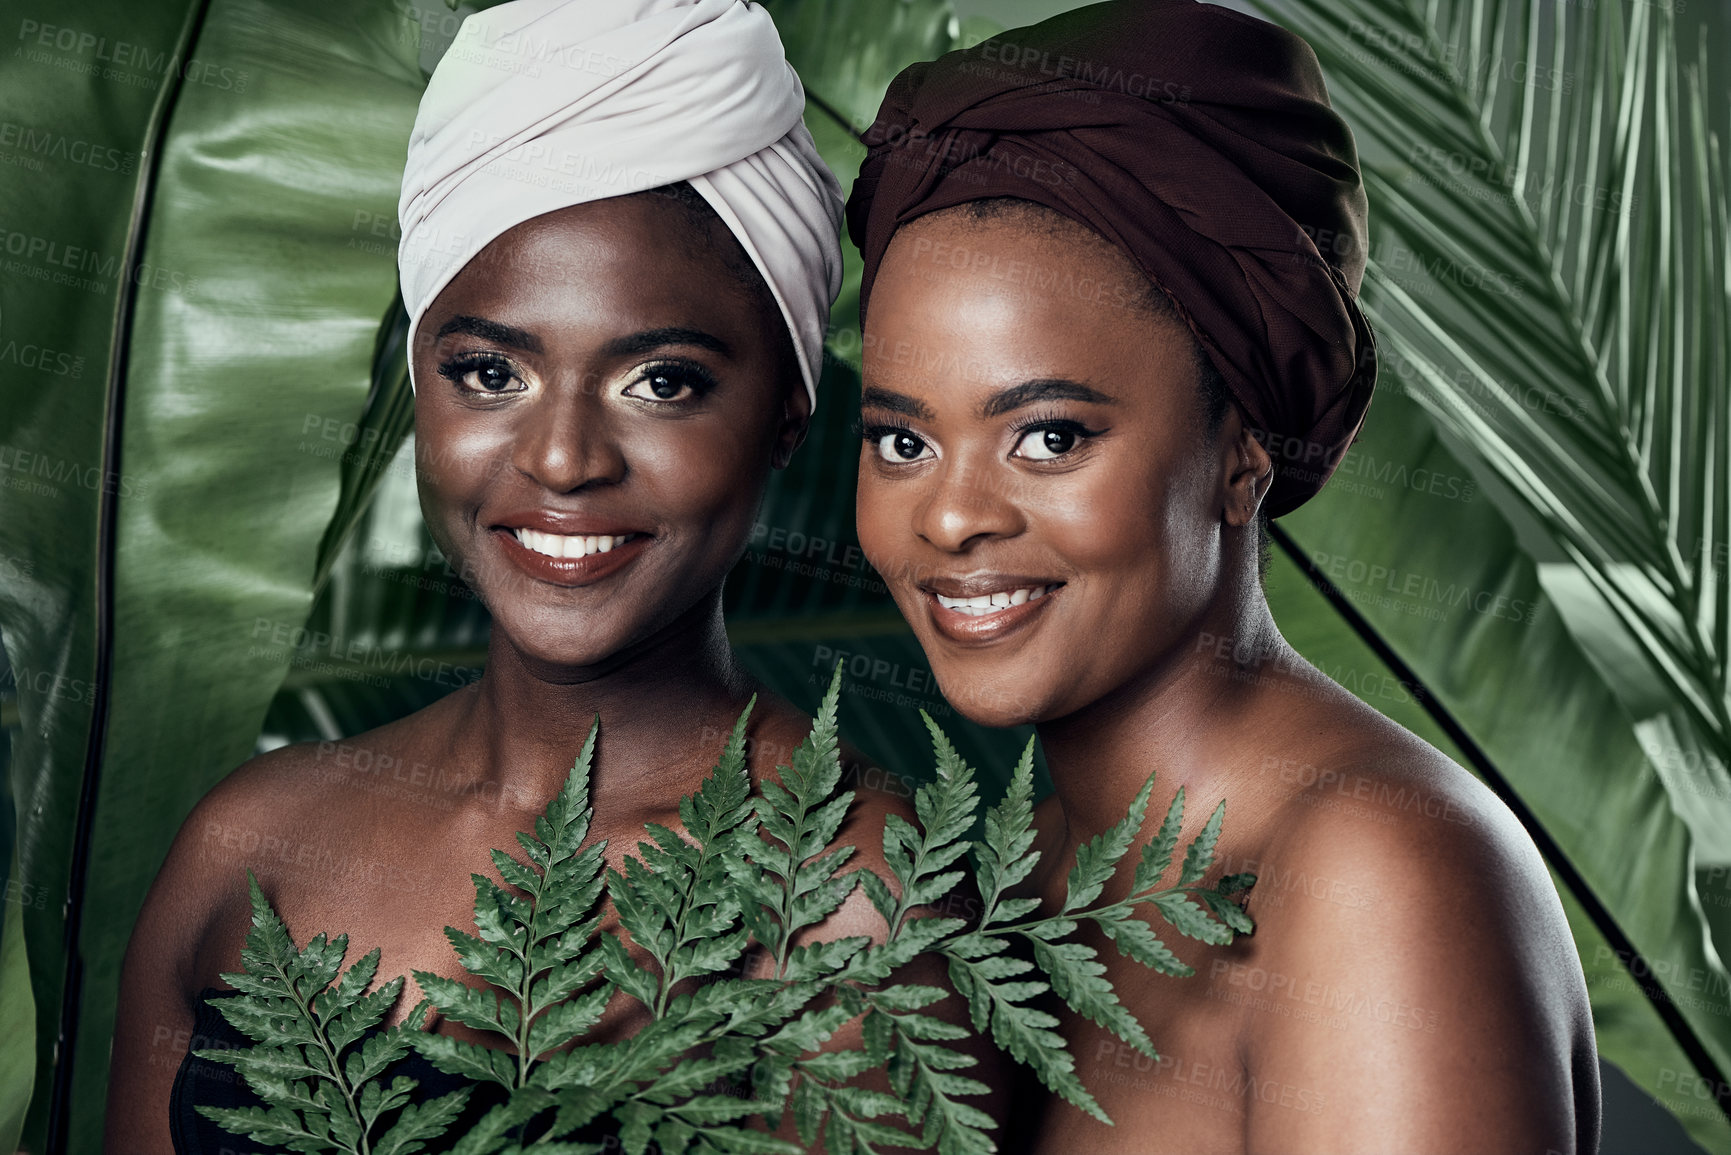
[107,192,999,1151]
[855,207,1600,1154]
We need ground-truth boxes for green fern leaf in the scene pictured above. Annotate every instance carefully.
[328,973,405,1052]
[916,713,982,849]
[409,1032,515,1088]
[1061,774,1156,914]
[525,983,613,1058]
[1030,939,1154,1058]
[371,1089,473,1155]
[1151,892,1233,946]
[1177,801,1226,887]
[201,685,1261,1154]
[779,935,871,982]
[1096,914,1191,977]
[192,1104,329,1152]
[1199,889,1254,935]
[1132,787,1185,892]
[412,971,515,1037]
[953,956,1105,1124]
[974,740,1039,926]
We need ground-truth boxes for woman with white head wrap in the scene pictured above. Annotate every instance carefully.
[106,3,986,1148]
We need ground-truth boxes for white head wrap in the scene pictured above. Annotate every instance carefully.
[398,0,844,404]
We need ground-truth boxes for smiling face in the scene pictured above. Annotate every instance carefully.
[855,203,1267,728]
[412,188,805,674]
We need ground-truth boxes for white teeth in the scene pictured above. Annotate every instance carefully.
[934,585,1055,616]
[514,528,630,560]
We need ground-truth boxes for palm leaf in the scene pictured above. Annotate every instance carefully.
[1242,0,1731,1145]
[1254,0,1731,811]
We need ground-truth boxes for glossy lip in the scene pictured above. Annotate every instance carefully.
[488,510,655,588]
[916,573,1065,646]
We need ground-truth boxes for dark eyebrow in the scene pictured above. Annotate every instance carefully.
[860,387,934,421]
[980,378,1116,418]
[600,326,730,359]
[435,315,544,354]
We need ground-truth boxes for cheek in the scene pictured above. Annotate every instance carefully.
[414,412,506,505]
[1036,455,1187,592]
[1039,454,1151,538]
[854,463,912,571]
[634,421,768,532]
[1054,451,1218,624]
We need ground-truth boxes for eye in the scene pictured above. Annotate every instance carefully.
[623,362,716,404]
[1010,422,1095,461]
[438,353,525,395]
[864,425,936,464]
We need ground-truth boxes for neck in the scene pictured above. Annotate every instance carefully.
[1037,563,1289,840]
[451,589,753,806]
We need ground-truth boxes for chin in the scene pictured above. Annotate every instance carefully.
[491,606,637,673]
[929,661,1055,730]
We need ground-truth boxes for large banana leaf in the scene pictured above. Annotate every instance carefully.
[0,0,204,1145]
[1257,0,1731,815]
[0,0,422,1147]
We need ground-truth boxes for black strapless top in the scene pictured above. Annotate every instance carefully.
[169,988,608,1153]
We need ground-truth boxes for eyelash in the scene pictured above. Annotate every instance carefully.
[857,418,921,444]
[855,413,1105,462]
[1006,413,1105,455]
[438,351,524,395]
[626,360,720,405]
[433,354,722,404]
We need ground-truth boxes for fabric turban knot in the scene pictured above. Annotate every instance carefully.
[845,0,1376,516]
[398,0,844,405]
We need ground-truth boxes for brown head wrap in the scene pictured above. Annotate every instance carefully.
[846,0,1375,516]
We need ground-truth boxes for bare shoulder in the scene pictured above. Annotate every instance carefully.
[165,729,387,891]
[144,740,333,938]
[1238,693,1598,1151]
[106,734,396,1146]
[1263,700,1565,947]
[1245,662,1555,915]
[145,696,462,976]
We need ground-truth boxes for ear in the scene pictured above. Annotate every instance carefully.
[1220,407,1273,528]
[771,370,813,470]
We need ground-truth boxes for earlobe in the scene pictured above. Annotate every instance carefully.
[1221,411,1274,528]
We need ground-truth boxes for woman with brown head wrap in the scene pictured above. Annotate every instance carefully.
[848,1,1599,1150]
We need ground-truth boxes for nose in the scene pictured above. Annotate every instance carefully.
[511,373,626,493]
[914,454,1026,553]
